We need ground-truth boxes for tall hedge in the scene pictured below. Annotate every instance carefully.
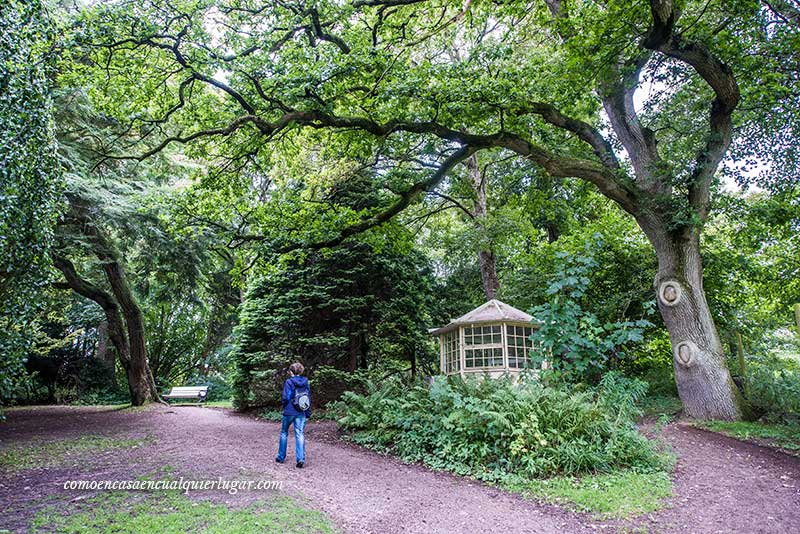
[0,1,62,401]
[232,242,434,409]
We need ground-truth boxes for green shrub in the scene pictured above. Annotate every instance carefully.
[623,331,678,397]
[69,387,129,406]
[187,375,232,402]
[747,353,800,423]
[230,242,434,410]
[529,241,652,383]
[309,366,368,406]
[234,365,369,411]
[333,372,666,482]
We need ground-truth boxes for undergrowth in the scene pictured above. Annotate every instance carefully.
[332,372,670,483]
[745,353,800,423]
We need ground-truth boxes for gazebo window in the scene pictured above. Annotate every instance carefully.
[464,325,502,345]
[464,325,504,368]
[507,325,534,369]
[444,330,460,373]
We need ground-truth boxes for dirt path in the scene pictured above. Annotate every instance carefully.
[2,406,799,533]
[635,424,800,534]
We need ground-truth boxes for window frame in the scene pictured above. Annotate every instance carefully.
[506,324,535,369]
[443,330,461,374]
[463,323,505,370]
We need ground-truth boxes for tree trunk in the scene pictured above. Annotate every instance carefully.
[54,197,161,407]
[545,222,560,244]
[96,321,108,361]
[478,249,500,300]
[642,219,743,420]
[51,254,143,403]
[124,311,158,405]
[794,303,800,337]
[359,331,369,369]
[466,154,500,300]
[102,261,159,405]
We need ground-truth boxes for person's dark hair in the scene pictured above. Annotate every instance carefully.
[289,362,304,375]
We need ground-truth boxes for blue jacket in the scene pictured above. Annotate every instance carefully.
[282,375,311,417]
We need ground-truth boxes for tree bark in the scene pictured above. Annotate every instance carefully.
[347,330,361,372]
[478,249,500,300]
[96,320,108,362]
[794,303,800,336]
[545,222,560,244]
[638,217,743,420]
[103,260,159,405]
[465,154,500,300]
[359,331,369,369]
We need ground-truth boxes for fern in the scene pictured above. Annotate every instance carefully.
[335,374,666,480]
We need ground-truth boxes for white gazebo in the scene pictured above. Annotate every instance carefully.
[430,299,541,377]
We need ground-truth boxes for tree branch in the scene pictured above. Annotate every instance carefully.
[764,0,800,28]
[600,51,664,192]
[95,114,272,168]
[430,190,475,219]
[643,0,740,219]
[51,254,130,365]
[517,102,620,171]
[353,0,429,7]
[276,144,479,252]
[306,8,351,53]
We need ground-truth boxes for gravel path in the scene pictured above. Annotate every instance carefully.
[1,405,799,533]
[634,424,800,534]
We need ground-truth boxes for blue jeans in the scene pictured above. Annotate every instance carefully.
[276,415,306,463]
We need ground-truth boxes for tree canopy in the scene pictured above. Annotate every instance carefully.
[1,1,797,420]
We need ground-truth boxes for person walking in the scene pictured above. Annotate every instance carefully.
[275,362,311,468]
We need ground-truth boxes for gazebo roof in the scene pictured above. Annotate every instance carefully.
[429,299,534,336]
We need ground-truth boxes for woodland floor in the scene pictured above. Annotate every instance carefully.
[1,405,799,533]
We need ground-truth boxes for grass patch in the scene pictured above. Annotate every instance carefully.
[0,434,150,472]
[203,400,234,408]
[29,487,336,533]
[504,470,673,519]
[695,420,800,451]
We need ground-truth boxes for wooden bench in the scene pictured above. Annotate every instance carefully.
[162,386,209,404]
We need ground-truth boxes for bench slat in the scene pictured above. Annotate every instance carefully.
[163,386,209,400]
